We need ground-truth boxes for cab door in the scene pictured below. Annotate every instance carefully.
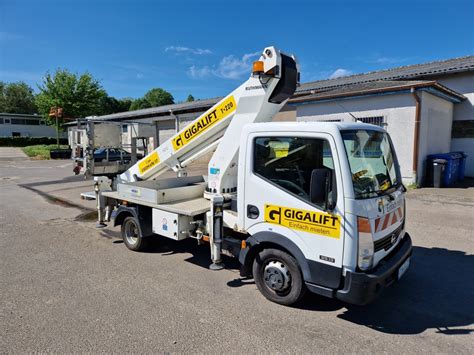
[242,131,345,275]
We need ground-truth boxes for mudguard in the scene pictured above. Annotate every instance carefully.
[240,231,342,289]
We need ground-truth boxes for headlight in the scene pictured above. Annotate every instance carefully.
[358,216,374,271]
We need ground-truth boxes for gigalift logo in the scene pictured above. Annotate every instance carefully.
[172,96,236,151]
[264,204,341,239]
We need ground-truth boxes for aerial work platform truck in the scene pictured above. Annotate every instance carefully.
[98,46,412,305]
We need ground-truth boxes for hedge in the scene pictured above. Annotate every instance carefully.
[0,137,69,147]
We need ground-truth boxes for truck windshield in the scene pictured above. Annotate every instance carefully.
[341,129,401,199]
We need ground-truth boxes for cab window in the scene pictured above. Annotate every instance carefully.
[253,136,335,208]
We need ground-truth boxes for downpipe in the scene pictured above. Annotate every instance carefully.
[411,88,421,185]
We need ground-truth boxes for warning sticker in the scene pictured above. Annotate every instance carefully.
[138,151,160,175]
[172,96,236,151]
[264,204,341,239]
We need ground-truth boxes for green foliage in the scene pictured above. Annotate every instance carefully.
[0,136,68,147]
[130,88,174,111]
[144,88,174,107]
[129,98,150,111]
[35,69,106,125]
[186,94,195,102]
[22,144,69,160]
[0,81,37,114]
[117,97,133,112]
[98,96,133,115]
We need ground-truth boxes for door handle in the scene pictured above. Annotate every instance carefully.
[247,205,260,219]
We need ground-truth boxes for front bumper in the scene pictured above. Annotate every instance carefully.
[336,233,413,305]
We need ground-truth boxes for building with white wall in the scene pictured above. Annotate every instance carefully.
[289,56,474,184]
[0,113,59,138]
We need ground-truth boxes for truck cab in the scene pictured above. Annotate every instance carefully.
[236,121,412,305]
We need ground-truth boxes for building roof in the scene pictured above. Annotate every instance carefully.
[0,112,42,118]
[289,80,466,104]
[295,55,474,95]
[94,97,221,122]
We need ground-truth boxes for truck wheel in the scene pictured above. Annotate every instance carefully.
[121,216,148,252]
[252,248,306,305]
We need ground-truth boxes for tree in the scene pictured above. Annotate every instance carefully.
[117,97,133,112]
[129,98,150,111]
[144,88,174,107]
[129,88,174,111]
[186,94,195,102]
[98,96,133,115]
[35,69,106,125]
[0,81,37,114]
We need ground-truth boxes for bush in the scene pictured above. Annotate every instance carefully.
[22,144,70,160]
[0,136,68,147]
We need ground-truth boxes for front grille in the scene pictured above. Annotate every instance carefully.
[374,224,403,252]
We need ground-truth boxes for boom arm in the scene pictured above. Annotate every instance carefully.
[119,46,299,196]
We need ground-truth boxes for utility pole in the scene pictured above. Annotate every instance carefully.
[49,107,63,148]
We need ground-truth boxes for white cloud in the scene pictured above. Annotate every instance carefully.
[136,73,144,79]
[329,68,353,79]
[165,46,212,55]
[188,65,213,78]
[370,57,406,65]
[188,51,260,80]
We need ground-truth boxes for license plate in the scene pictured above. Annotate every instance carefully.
[398,258,410,279]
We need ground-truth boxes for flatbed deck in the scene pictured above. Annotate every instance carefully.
[102,191,210,216]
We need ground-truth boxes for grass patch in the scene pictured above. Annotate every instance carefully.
[22,145,69,160]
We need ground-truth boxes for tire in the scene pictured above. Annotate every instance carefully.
[252,248,306,305]
[121,216,149,252]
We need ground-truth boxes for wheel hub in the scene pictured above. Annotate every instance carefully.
[264,261,291,291]
[125,221,139,245]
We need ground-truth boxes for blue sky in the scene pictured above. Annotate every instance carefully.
[1,0,473,102]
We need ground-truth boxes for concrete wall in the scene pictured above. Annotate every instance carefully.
[295,93,417,183]
[417,91,454,183]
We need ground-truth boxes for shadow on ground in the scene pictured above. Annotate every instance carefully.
[302,246,474,335]
[100,226,474,335]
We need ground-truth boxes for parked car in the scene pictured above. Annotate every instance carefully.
[93,148,143,162]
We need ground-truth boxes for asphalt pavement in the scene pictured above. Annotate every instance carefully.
[0,157,473,353]
[0,147,28,161]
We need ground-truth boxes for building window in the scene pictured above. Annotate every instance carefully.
[5,119,11,124]
[358,116,385,127]
[122,125,128,133]
[40,120,46,125]
[12,132,21,137]
[253,136,335,209]
[0,118,3,124]
[9,118,41,125]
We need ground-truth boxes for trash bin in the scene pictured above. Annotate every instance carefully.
[432,159,446,188]
[427,152,464,187]
[452,151,467,181]
[50,148,72,159]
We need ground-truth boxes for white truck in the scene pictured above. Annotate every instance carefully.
[99,46,412,306]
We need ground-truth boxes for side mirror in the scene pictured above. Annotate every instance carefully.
[310,168,336,211]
